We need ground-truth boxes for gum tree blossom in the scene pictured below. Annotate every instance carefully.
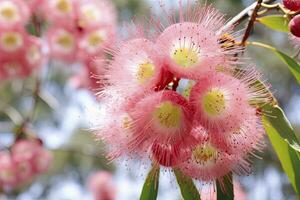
[95,0,270,184]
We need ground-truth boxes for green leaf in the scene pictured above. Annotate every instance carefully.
[258,15,289,32]
[262,104,300,197]
[174,169,200,200]
[216,173,234,200]
[250,42,300,84]
[140,165,160,200]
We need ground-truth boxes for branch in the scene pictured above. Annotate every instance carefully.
[241,0,264,45]
[222,0,277,31]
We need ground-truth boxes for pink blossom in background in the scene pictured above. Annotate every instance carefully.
[43,0,117,62]
[0,0,29,28]
[0,139,53,191]
[0,151,17,189]
[88,171,116,200]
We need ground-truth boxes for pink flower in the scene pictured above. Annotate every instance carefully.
[155,6,241,79]
[103,38,164,106]
[129,90,194,166]
[0,28,42,79]
[0,27,28,55]
[0,53,32,79]
[78,25,115,59]
[13,156,33,183]
[76,0,117,30]
[189,72,255,133]
[177,125,250,181]
[11,139,52,175]
[42,0,76,26]
[46,26,78,62]
[0,151,17,188]
[0,0,30,28]
[32,148,53,174]
[88,171,116,200]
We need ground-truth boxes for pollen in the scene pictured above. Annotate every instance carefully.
[0,2,19,22]
[172,47,199,68]
[136,62,155,84]
[202,88,227,117]
[55,0,72,13]
[192,143,218,166]
[153,101,182,129]
[1,32,23,52]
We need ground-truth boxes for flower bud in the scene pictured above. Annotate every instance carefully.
[289,15,300,37]
[283,0,300,11]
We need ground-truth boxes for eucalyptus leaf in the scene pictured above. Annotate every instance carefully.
[258,15,289,32]
[216,173,234,200]
[140,165,160,200]
[250,42,300,84]
[262,104,300,197]
[174,169,201,200]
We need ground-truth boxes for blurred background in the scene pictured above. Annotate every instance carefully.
[0,0,299,199]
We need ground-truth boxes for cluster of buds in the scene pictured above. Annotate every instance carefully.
[0,0,43,79]
[0,139,52,191]
[88,171,116,200]
[96,2,271,183]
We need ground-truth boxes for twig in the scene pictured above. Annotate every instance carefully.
[222,0,276,31]
[241,0,264,46]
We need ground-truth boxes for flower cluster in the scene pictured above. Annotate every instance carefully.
[0,0,117,93]
[0,139,52,191]
[88,171,116,200]
[0,0,43,79]
[96,2,271,183]
[42,0,117,91]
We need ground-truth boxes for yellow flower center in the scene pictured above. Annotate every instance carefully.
[153,101,182,129]
[136,62,155,84]
[192,143,218,165]
[202,88,226,117]
[1,32,23,51]
[171,47,199,68]
[56,32,74,50]
[55,0,72,13]
[0,2,19,22]
[81,4,100,21]
[88,31,104,47]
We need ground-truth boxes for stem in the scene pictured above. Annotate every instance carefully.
[241,0,263,46]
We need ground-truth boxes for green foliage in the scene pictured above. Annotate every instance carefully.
[258,15,289,32]
[216,173,234,200]
[262,104,300,198]
[250,42,300,84]
[140,165,160,200]
[174,169,201,200]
